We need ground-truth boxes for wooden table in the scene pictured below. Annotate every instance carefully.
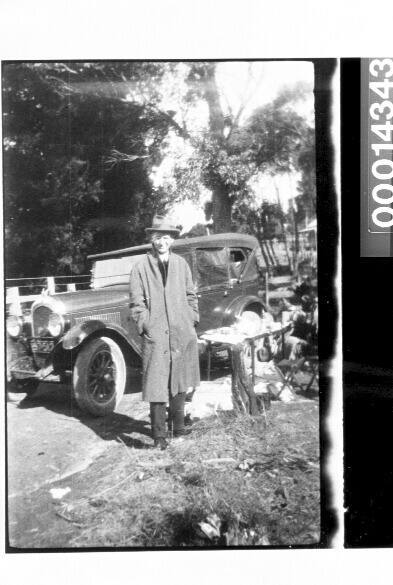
[200,322,292,415]
[202,322,291,381]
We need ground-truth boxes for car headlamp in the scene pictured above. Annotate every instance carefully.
[6,315,22,338]
[47,313,64,337]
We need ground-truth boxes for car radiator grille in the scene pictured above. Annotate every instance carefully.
[32,354,49,369]
[32,305,53,337]
[75,311,121,325]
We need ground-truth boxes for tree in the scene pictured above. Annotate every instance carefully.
[296,124,316,223]
[160,65,315,236]
[3,62,175,277]
[3,61,316,279]
[244,83,315,273]
[143,62,266,233]
[184,63,261,232]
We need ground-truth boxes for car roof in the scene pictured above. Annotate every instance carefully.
[88,232,259,260]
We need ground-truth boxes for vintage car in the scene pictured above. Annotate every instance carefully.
[6,233,267,415]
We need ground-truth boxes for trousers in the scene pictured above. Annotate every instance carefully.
[150,392,186,439]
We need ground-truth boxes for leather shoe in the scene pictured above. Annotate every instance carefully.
[153,438,168,450]
[173,428,192,438]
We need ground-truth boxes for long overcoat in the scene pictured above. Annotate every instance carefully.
[129,251,200,402]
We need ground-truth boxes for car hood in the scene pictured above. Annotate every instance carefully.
[42,286,129,315]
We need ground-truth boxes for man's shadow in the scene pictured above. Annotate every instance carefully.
[14,373,153,449]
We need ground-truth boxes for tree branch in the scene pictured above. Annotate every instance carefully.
[225,67,265,142]
[143,104,190,140]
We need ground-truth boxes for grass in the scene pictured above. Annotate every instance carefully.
[55,400,320,548]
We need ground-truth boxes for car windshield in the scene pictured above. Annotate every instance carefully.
[91,254,144,288]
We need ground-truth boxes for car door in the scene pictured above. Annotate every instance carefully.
[233,246,263,298]
[194,247,232,333]
[228,247,250,281]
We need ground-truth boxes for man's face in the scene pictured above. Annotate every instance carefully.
[151,232,174,255]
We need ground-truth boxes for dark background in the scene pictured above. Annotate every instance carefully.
[342,59,393,546]
[313,59,338,546]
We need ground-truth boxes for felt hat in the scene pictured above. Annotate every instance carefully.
[145,215,181,236]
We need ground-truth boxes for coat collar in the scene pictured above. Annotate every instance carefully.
[147,249,172,264]
[146,250,174,287]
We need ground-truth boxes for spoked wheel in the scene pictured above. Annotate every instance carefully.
[73,336,126,416]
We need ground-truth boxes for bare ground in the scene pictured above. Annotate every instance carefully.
[8,396,320,549]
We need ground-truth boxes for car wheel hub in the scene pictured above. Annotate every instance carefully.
[87,349,117,403]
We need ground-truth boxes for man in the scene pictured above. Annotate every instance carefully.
[129,215,200,450]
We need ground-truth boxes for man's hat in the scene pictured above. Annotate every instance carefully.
[145,215,181,237]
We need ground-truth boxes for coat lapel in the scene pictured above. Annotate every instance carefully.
[147,250,175,290]
[146,251,164,290]
[166,252,174,291]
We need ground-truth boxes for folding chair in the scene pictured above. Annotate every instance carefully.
[275,357,306,395]
[276,353,318,395]
[302,353,319,392]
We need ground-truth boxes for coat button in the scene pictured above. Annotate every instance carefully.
[164,350,168,354]
[165,330,169,334]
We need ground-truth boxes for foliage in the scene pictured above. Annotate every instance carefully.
[234,199,285,240]
[3,62,316,278]
[246,99,309,172]
[3,62,174,277]
[182,223,210,238]
[296,125,316,222]
[157,65,315,234]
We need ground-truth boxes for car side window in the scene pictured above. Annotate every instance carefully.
[229,248,248,279]
[196,248,229,288]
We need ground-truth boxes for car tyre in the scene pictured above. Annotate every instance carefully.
[73,336,126,416]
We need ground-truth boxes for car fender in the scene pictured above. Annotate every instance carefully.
[222,295,265,326]
[62,320,141,356]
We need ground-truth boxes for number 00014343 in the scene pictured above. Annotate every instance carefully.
[368,58,393,231]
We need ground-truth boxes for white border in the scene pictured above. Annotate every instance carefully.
[0,0,393,60]
[2,0,393,584]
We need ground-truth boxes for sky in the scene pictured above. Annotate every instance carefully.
[216,61,314,123]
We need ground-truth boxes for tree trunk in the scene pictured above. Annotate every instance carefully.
[282,233,292,272]
[255,218,270,268]
[200,64,233,233]
[274,181,292,271]
[268,240,279,265]
[212,183,232,232]
[258,239,270,268]
[262,240,274,266]
[292,205,299,278]
[202,64,226,137]
[230,344,260,415]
